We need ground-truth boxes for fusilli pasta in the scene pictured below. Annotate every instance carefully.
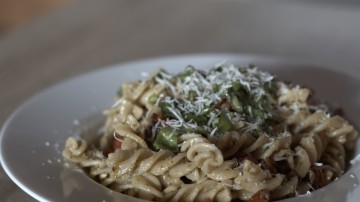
[63,63,358,202]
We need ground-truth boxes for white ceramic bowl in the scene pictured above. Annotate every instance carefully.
[1,54,360,202]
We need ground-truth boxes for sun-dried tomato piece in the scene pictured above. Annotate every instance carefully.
[201,198,213,202]
[309,166,326,189]
[333,107,344,116]
[113,133,124,150]
[216,99,231,111]
[248,190,271,202]
[102,148,114,157]
[263,157,278,174]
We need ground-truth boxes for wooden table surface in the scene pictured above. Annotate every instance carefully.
[0,0,71,35]
[1,0,360,200]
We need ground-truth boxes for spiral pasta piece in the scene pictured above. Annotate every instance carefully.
[180,133,223,172]
[103,147,200,185]
[240,132,291,160]
[321,139,346,180]
[139,83,166,110]
[121,80,149,102]
[62,137,88,162]
[179,133,240,181]
[290,111,358,149]
[210,131,255,159]
[100,98,144,149]
[63,137,113,183]
[278,86,310,105]
[271,176,298,199]
[111,173,163,201]
[163,179,232,202]
[113,123,148,149]
[234,160,285,199]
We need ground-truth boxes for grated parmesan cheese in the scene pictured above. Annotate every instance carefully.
[150,62,279,138]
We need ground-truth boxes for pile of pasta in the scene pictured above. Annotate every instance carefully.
[63,64,358,202]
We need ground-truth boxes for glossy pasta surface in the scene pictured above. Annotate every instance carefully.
[63,64,358,202]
